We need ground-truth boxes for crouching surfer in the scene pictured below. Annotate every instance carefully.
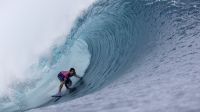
[56,68,81,96]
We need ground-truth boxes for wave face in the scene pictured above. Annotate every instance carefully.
[73,0,200,94]
[2,0,200,111]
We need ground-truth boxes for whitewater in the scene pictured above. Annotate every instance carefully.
[1,0,200,112]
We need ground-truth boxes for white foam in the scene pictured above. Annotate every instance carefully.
[0,0,95,96]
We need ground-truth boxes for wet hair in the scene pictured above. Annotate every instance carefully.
[69,68,76,74]
[69,68,75,72]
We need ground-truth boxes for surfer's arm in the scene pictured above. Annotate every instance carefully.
[74,74,81,79]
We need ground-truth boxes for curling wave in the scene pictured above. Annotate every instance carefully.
[2,0,200,111]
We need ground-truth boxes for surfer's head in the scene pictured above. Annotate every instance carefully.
[69,68,76,75]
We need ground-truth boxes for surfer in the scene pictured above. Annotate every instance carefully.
[57,68,81,96]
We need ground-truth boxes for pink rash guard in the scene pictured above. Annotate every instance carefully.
[61,71,71,79]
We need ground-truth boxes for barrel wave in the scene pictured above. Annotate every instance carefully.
[70,0,200,95]
[1,0,200,112]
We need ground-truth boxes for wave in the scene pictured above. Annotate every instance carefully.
[1,0,200,111]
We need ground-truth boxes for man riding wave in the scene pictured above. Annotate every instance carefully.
[57,68,81,96]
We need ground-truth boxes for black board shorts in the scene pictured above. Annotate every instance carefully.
[57,72,72,86]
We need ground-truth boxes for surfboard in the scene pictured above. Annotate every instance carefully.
[51,78,84,102]
[51,95,62,102]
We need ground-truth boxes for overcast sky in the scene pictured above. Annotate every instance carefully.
[0,0,95,95]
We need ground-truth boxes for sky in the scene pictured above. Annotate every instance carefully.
[0,0,95,95]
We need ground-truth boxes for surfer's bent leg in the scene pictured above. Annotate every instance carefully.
[57,72,65,94]
[59,81,65,93]
[65,78,72,89]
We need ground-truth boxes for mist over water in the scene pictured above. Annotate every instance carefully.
[0,0,94,97]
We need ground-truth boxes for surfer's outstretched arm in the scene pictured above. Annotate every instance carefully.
[74,74,81,79]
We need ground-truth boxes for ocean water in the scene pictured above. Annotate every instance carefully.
[2,0,200,112]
